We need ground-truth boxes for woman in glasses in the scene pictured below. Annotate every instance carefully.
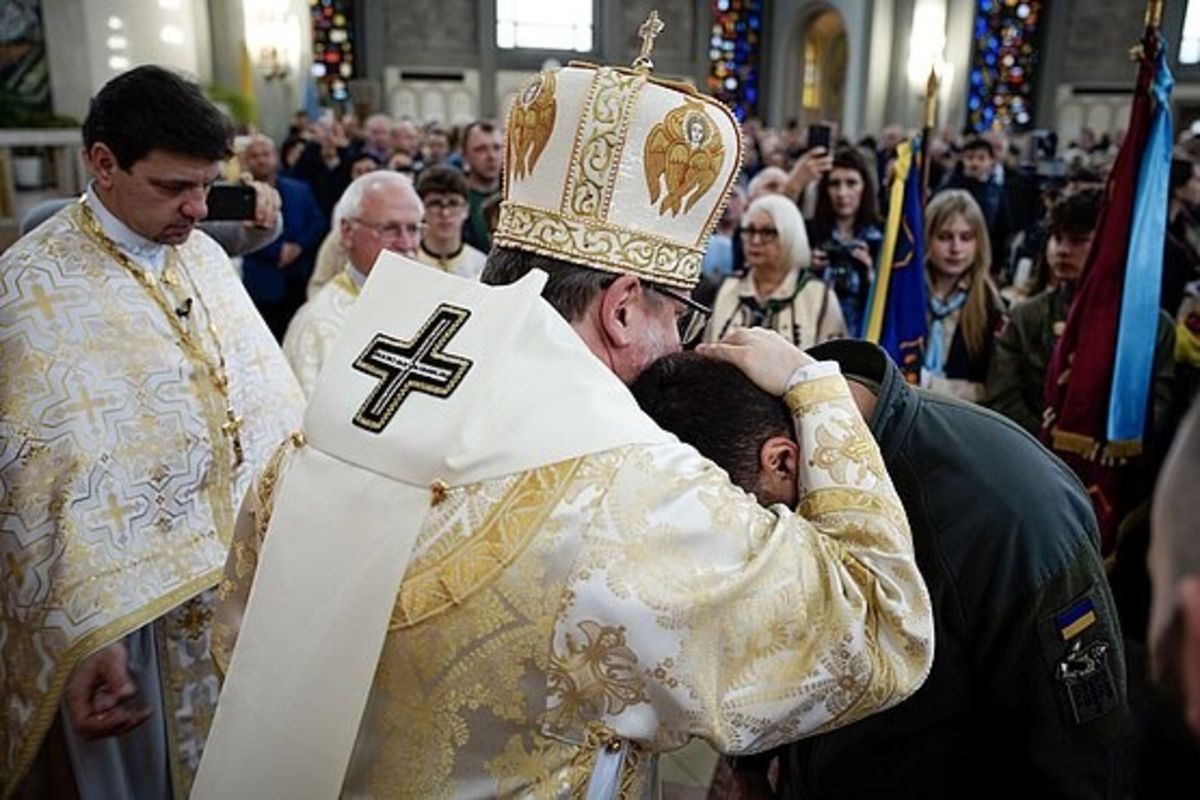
[703,194,846,348]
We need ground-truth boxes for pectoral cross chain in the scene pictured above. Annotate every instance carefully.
[222,408,245,467]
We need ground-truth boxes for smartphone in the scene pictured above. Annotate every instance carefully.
[206,183,257,221]
[808,123,832,152]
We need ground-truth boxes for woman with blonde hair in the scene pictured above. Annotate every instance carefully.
[704,193,846,347]
[923,189,1006,401]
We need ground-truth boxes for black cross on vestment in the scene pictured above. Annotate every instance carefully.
[350,304,473,433]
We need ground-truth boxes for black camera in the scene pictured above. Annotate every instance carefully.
[821,239,863,264]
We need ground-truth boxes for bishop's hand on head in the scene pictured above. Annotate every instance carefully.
[697,327,818,396]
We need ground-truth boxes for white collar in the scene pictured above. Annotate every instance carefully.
[346,263,368,289]
[85,183,169,272]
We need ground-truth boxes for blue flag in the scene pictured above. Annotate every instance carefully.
[864,139,927,382]
[1108,43,1173,446]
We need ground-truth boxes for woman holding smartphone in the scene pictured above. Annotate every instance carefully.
[807,147,883,338]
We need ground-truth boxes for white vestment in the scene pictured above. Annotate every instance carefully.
[195,254,933,799]
[282,267,362,396]
[0,192,305,798]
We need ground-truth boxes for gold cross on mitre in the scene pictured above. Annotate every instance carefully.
[633,10,664,74]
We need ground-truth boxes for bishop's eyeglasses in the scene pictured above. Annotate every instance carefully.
[649,283,711,347]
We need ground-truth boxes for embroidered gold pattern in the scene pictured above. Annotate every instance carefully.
[508,70,557,181]
[546,620,649,731]
[783,374,852,416]
[158,591,221,798]
[644,100,727,216]
[811,418,887,485]
[0,202,302,793]
[353,460,590,798]
[798,487,909,535]
[562,68,644,220]
[392,458,583,628]
[487,733,581,799]
[494,201,702,290]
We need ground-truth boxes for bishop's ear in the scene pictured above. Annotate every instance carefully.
[596,273,645,348]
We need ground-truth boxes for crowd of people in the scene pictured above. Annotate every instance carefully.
[2,45,1199,799]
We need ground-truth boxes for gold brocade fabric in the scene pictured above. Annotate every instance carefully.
[216,371,932,799]
[282,267,359,397]
[0,204,305,796]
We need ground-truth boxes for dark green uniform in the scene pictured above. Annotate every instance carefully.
[984,285,1070,434]
[772,340,1129,799]
[985,285,1176,441]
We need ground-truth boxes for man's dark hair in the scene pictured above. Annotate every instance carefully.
[416,165,469,199]
[82,65,233,170]
[962,136,995,158]
[1170,157,1196,195]
[630,353,793,492]
[1048,187,1103,237]
[482,246,614,321]
[462,119,499,149]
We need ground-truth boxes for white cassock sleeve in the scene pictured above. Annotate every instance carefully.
[546,370,933,754]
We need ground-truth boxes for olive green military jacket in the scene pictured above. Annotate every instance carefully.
[774,341,1130,799]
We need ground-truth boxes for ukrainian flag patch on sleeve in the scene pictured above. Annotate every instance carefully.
[1055,597,1097,641]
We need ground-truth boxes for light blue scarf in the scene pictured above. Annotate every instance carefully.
[924,289,968,376]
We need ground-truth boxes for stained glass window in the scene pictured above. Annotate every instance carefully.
[802,43,818,109]
[310,0,354,103]
[966,0,1043,132]
[707,0,763,122]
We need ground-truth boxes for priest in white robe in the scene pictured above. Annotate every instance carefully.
[197,16,934,799]
[282,171,423,396]
[0,66,304,799]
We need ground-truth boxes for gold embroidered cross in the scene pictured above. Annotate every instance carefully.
[633,11,664,73]
[66,385,107,426]
[19,284,65,322]
[103,491,137,534]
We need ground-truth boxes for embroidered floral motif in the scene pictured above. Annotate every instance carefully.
[547,620,649,730]
[811,418,886,484]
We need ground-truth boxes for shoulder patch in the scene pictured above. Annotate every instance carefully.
[1039,588,1121,726]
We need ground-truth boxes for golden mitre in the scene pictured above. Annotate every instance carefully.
[494,11,743,291]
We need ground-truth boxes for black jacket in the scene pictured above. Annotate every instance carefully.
[775,340,1130,799]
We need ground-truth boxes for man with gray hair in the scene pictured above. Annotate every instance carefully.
[281,170,422,395]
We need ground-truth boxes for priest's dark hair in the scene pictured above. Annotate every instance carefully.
[82,65,233,170]
[628,352,793,492]
[482,246,624,322]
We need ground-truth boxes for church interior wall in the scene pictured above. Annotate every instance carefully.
[31,0,1200,149]
[1036,0,1200,143]
[42,0,212,122]
[363,0,708,125]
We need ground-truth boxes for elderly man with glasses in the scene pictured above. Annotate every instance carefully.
[282,170,424,396]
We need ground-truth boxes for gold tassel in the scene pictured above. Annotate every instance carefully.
[1050,429,1101,460]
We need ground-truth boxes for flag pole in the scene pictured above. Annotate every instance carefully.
[920,66,940,206]
[1144,0,1163,30]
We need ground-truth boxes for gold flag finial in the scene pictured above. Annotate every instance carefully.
[1145,0,1164,29]
[923,65,941,130]
[633,10,665,73]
